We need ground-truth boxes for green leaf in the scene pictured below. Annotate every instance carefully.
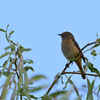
[42,95,52,100]
[49,91,66,98]
[10,84,16,100]
[0,56,10,78]
[93,44,100,48]
[68,78,81,100]
[0,52,13,59]
[20,48,31,53]
[5,30,9,42]
[69,57,78,61]
[10,40,17,46]
[24,69,28,91]
[96,33,98,38]
[23,59,34,64]
[91,50,97,56]
[29,75,47,82]
[29,95,38,99]
[86,78,94,100]
[7,24,9,30]
[97,85,100,97]
[0,28,6,32]
[24,66,34,72]
[4,45,15,51]
[1,73,12,99]
[63,76,72,89]
[23,69,31,100]
[2,71,9,77]
[87,62,99,75]
[9,30,14,36]
[96,38,100,44]
[28,86,48,92]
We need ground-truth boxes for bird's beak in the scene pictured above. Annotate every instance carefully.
[58,34,62,36]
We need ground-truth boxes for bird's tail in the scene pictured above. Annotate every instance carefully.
[75,58,86,79]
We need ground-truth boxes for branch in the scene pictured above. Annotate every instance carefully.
[62,71,100,77]
[45,41,97,95]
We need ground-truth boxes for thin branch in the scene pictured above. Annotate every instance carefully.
[62,72,100,77]
[45,41,98,95]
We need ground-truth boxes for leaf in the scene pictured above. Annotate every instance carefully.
[1,73,12,99]
[10,84,16,100]
[91,50,97,56]
[49,91,66,98]
[68,78,81,100]
[28,86,48,92]
[23,59,34,64]
[0,52,13,59]
[96,38,100,44]
[0,56,10,78]
[29,75,47,82]
[20,48,31,53]
[42,95,52,100]
[29,95,38,99]
[0,28,6,32]
[2,71,9,77]
[23,69,31,100]
[9,30,14,36]
[86,78,94,100]
[4,45,15,51]
[96,33,98,38]
[87,62,99,75]
[69,57,79,61]
[97,85,100,97]
[7,24,9,29]
[24,66,34,72]
[24,69,28,91]
[10,40,17,46]
[63,76,72,89]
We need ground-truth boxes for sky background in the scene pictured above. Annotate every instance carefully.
[0,1,100,100]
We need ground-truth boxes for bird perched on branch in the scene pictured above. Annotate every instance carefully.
[58,32,86,79]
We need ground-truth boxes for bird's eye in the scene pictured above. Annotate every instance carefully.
[65,33,66,35]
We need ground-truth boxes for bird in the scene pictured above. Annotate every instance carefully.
[58,31,86,79]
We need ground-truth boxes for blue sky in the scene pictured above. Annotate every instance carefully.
[0,1,100,100]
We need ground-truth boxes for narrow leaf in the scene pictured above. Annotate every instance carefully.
[9,30,14,36]
[10,84,16,100]
[24,66,34,72]
[0,28,6,32]
[68,79,81,100]
[29,95,38,99]
[0,56,10,78]
[0,52,13,59]
[29,75,47,82]
[1,73,12,99]
[87,62,99,75]
[4,45,15,51]
[42,95,52,100]
[49,91,66,98]
[63,76,72,89]
[86,78,94,100]
[28,86,48,92]
[20,48,31,53]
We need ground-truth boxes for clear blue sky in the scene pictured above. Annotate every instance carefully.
[0,1,100,100]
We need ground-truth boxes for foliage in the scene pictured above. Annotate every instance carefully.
[0,25,100,100]
[0,25,48,100]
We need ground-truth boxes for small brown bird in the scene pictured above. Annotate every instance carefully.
[58,32,86,79]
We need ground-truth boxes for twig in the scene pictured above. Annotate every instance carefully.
[62,72,100,77]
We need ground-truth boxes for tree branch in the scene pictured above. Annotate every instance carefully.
[62,71,100,77]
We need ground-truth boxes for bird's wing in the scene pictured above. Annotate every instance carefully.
[73,40,86,63]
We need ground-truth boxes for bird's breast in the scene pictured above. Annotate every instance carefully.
[61,39,79,60]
